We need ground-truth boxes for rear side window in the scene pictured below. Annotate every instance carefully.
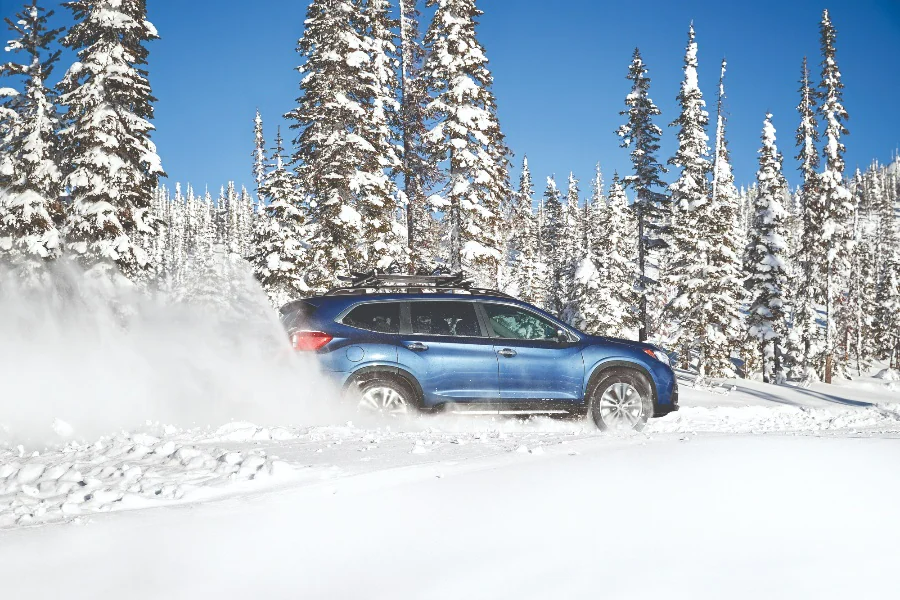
[411,302,481,337]
[343,302,401,334]
[280,301,317,330]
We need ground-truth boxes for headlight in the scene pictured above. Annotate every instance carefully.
[644,348,671,366]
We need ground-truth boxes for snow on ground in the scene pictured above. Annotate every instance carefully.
[2,367,900,597]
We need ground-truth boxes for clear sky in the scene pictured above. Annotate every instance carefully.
[8,0,900,198]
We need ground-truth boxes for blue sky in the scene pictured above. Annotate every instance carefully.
[7,0,900,199]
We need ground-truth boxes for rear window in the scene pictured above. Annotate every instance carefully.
[411,301,481,337]
[343,302,401,334]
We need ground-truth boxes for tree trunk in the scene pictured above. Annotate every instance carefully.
[637,203,647,342]
[761,339,769,384]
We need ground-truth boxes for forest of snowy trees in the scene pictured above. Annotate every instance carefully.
[1,0,899,385]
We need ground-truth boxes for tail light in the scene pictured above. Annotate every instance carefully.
[291,330,333,351]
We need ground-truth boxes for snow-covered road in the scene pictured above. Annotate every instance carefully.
[3,375,900,599]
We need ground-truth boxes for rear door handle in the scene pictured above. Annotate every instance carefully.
[498,348,517,358]
[406,342,429,352]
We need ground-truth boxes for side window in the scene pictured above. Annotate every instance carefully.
[343,303,401,334]
[483,303,561,341]
[411,302,482,337]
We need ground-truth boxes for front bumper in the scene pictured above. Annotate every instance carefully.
[653,380,679,418]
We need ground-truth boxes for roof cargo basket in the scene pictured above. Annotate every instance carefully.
[325,271,513,299]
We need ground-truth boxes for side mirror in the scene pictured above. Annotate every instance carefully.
[556,329,568,343]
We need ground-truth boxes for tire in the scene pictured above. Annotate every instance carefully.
[347,376,418,417]
[588,370,653,432]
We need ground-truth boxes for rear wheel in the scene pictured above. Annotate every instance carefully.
[589,371,652,432]
[349,377,417,417]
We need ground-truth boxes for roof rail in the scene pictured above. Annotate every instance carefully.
[325,271,514,299]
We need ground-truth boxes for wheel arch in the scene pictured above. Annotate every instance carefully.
[343,365,426,407]
[585,360,659,412]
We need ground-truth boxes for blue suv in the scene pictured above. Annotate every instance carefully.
[280,274,678,431]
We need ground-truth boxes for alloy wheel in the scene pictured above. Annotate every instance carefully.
[597,382,644,430]
[358,385,411,416]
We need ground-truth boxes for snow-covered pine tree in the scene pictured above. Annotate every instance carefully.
[818,9,852,383]
[59,0,165,281]
[252,109,266,199]
[584,164,605,255]
[288,0,386,291]
[508,155,539,304]
[541,175,565,316]
[423,0,511,286]
[617,48,668,342]
[251,126,310,306]
[358,0,404,271]
[399,0,437,273]
[571,173,639,338]
[225,181,240,255]
[745,114,791,383]
[841,169,877,374]
[0,0,65,276]
[238,185,254,256]
[790,56,823,379]
[665,25,713,370]
[560,172,581,321]
[872,165,900,364]
[703,58,744,378]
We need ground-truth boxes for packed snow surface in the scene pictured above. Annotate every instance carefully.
[2,371,900,598]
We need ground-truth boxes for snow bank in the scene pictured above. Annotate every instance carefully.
[0,430,287,528]
[651,404,900,434]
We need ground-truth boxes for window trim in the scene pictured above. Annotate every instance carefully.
[336,300,404,335]
[404,299,490,339]
[477,301,581,342]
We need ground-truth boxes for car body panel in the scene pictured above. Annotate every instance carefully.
[397,336,499,405]
[492,340,584,402]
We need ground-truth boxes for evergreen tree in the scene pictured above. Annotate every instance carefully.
[571,174,638,337]
[616,48,668,342]
[399,0,437,273]
[584,163,605,255]
[423,0,510,285]
[59,0,165,280]
[665,25,713,369]
[872,167,900,364]
[0,0,65,274]
[508,155,539,304]
[252,127,309,306]
[252,109,266,198]
[541,175,565,315]
[287,0,388,291]
[842,170,877,374]
[359,0,404,271]
[818,9,852,383]
[791,56,823,379]
[703,58,744,378]
[745,114,790,383]
[561,172,581,320]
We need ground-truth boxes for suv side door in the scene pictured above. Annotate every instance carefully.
[397,300,499,406]
[478,302,585,403]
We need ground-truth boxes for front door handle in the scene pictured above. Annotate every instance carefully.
[498,348,517,358]
[406,342,429,352]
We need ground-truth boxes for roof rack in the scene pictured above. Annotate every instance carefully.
[325,271,514,299]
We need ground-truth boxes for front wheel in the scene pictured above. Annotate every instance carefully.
[589,372,653,432]
[349,377,417,417]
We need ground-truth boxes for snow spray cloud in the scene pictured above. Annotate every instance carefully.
[0,254,347,447]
